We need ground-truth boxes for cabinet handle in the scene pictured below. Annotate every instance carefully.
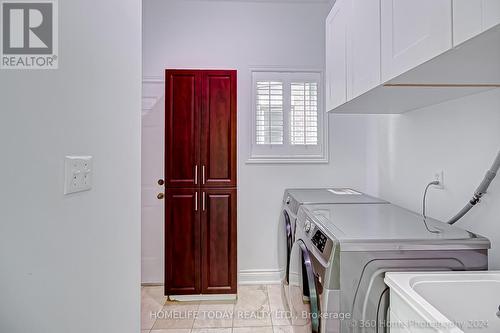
[202,192,206,211]
[194,165,198,185]
[195,192,198,211]
[202,165,206,184]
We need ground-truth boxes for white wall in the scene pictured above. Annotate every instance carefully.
[0,0,142,332]
[366,89,500,268]
[142,0,369,283]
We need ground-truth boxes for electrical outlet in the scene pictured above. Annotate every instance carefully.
[64,156,93,194]
[434,170,444,189]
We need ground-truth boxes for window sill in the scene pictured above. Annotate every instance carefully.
[246,156,329,165]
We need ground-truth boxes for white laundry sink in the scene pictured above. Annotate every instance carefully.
[385,271,500,333]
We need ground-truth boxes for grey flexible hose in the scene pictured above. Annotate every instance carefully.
[447,202,475,225]
[448,150,500,225]
[422,181,441,234]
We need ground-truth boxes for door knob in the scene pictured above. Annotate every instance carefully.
[158,179,165,186]
[157,193,164,200]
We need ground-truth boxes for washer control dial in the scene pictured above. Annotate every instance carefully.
[304,220,311,233]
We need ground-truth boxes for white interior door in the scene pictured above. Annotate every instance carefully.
[141,83,165,284]
[381,0,452,82]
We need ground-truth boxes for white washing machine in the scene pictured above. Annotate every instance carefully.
[287,203,490,333]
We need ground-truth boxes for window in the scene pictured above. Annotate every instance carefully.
[290,82,318,146]
[249,71,327,163]
[256,81,283,145]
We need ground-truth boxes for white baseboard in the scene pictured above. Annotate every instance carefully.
[142,269,282,286]
[141,282,163,287]
[238,269,282,285]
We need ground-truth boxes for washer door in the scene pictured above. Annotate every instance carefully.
[288,240,320,333]
[278,209,293,283]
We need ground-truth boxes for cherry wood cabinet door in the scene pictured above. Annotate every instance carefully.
[200,71,237,188]
[164,69,237,296]
[165,70,201,188]
[165,188,201,295]
[201,188,237,294]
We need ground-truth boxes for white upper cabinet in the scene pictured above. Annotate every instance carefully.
[325,0,500,114]
[484,0,500,30]
[325,0,350,112]
[380,0,452,82]
[453,0,483,45]
[347,0,381,100]
[453,0,500,45]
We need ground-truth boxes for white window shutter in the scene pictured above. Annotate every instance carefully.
[290,82,318,145]
[256,81,284,145]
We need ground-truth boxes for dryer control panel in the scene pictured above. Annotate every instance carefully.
[312,229,328,253]
[296,206,335,263]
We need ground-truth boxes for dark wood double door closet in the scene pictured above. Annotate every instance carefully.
[164,70,237,295]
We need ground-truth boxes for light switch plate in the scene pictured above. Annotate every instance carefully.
[64,156,93,195]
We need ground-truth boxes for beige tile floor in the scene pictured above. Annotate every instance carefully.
[141,285,293,333]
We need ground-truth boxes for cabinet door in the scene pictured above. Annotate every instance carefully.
[453,0,483,45]
[165,189,201,295]
[201,188,237,294]
[381,0,452,82]
[453,0,500,46]
[325,0,349,111]
[347,0,381,99]
[200,71,237,187]
[165,70,200,188]
[484,0,500,30]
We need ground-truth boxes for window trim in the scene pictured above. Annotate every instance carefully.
[247,68,328,164]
